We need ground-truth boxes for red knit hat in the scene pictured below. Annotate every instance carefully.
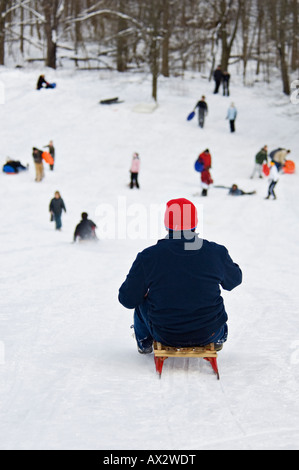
[164,198,198,231]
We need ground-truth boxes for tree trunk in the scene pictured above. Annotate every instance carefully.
[43,0,58,69]
[162,0,170,77]
[291,0,299,71]
[116,0,128,72]
[0,0,6,65]
[277,0,290,95]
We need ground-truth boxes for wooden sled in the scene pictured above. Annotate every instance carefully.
[153,341,220,380]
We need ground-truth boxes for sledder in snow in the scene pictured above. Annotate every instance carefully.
[73,212,97,242]
[118,198,242,375]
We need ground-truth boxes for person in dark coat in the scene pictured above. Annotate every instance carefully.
[118,198,242,354]
[213,65,223,94]
[228,184,256,196]
[222,71,230,96]
[49,191,66,230]
[194,96,208,128]
[73,212,97,242]
[32,147,44,182]
[36,75,50,90]
[44,140,55,171]
[3,159,27,173]
[250,145,268,179]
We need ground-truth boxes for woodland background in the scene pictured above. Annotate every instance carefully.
[0,0,298,99]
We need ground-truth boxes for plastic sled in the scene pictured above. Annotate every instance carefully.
[283,160,295,174]
[187,111,195,121]
[3,165,17,174]
[194,160,204,173]
[262,163,270,176]
[42,151,54,165]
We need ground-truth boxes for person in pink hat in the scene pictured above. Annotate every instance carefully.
[119,198,242,354]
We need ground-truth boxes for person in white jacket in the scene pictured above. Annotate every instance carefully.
[130,152,140,189]
[226,103,237,132]
[265,161,279,200]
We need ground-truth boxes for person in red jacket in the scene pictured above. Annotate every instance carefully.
[198,149,212,170]
[201,168,213,196]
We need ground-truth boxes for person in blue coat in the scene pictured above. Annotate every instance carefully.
[226,102,237,132]
[118,198,242,354]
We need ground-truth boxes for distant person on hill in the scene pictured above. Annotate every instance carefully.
[250,145,268,179]
[49,191,66,231]
[44,140,55,171]
[36,75,51,90]
[194,96,208,128]
[228,184,256,196]
[32,147,44,182]
[213,65,223,94]
[265,162,279,200]
[73,212,97,242]
[222,71,230,96]
[226,103,237,132]
[130,152,140,189]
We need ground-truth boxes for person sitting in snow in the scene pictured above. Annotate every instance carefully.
[73,212,97,242]
[36,75,51,90]
[228,184,256,196]
[118,198,242,354]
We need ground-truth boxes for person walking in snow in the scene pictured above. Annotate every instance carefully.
[226,103,237,132]
[250,145,268,179]
[32,147,44,182]
[73,212,97,242]
[194,96,208,128]
[130,152,140,189]
[222,71,230,96]
[44,140,55,171]
[49,191,66,231]
[119,198,242,354]
[265,161,279,200]
[213,65,223,94]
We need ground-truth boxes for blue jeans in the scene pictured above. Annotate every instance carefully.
[54,214,62,230]
[133,300,228,349]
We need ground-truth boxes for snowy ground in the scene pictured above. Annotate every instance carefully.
[0,66,299,450]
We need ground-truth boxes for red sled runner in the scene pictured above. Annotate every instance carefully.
[153,341,220,380]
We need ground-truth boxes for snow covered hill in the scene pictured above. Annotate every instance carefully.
[0,67,299,450]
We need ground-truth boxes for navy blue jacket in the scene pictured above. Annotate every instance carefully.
[118,234,242,346]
